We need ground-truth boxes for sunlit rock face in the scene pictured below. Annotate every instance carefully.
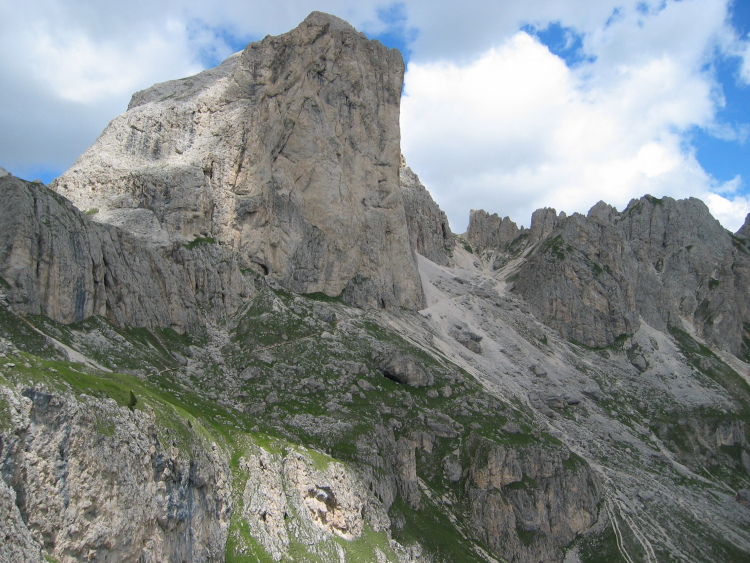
[469,196,750,354]
[54,12,424,310]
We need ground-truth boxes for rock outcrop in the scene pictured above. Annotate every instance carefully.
[239,447,390,561]
[467,210,523,251]
[52,11,423,310]
[738,213,750,239]
[0,175,252,331]
[400,160,454,266]
[0,384,231,563]
[469,195,750,352]
[467,436,599,563]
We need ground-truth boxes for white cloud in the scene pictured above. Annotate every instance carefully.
[0,0,747,233]
[29,20,202,103]
[402,0,747,232]
[703,189,750,231]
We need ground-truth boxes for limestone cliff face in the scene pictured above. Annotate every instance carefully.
[53,12,423,310]
[738,213,750,238]
[467,210,522,251]
[400,160,454,266]
[469,196,750,352]
[466,436,599,563]
[239,447,391,561]
[0,384,231,563]
[0,175,252,331]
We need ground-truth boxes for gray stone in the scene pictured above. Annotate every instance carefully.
[356,379,375,392]
[52,12,424,311]
[379,354,432,387]
[400,160,454,265]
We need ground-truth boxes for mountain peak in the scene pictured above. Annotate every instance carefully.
[53,12,419,310]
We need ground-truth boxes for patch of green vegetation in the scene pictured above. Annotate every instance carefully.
[303,291,342,303]
[389,498,488,563]
[563,451,587,471]
[730,233,750,255]
[0,392,12,431]
[84,208,99,215]
[645,194,664,205]
[0,276,10,290]
[657,501,750,562]
[225,518,276,563]
[626,201,644,215]
[708,278,720,289]
[128,389,138,410]
[285,542,329,563]
[576,524,627,563]
[333,524,399,562]
[505,475,539,491]
[505,272,519,283]
[694,298,714,326]
[0,308,64,359]
[610,334,630,353]
[94,418,116,437]
[669,326,750,406]
[463,242,474,254]
[540,235,567,260]
[516,526,541,546]
[53,316,201,373]
[720,443,744,463]
[185,236,216,249]
[507,232,530,256]
[0,350,224,455]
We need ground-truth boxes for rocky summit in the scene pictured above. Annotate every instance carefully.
[1,11,749,563]
[53,11,422,311]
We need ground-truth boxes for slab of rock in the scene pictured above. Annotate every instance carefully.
[380,354,432,387]
[53,12,424,311]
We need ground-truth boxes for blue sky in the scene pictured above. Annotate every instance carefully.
[1,0,749,231]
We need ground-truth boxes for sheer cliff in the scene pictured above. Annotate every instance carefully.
[467,196,750,354]
[53,12,423,311]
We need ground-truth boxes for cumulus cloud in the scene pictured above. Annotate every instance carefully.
[402,0,749,232]
[0,0,748,231]
[0,0,395,180]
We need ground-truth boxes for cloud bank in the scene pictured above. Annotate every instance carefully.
[1,0,749,231]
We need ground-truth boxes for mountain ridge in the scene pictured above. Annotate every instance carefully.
[1,11,749,563]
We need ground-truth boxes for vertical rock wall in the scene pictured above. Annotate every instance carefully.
[53,12,424,310]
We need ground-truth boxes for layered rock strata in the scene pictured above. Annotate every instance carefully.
[0,384,231,563]
[468,196,750,352]
[0,175,251,331]
[53,11,423,310]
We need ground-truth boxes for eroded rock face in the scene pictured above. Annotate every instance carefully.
[466,436,599,563]
[738,213,750,238]
[0,385,231,563]
[53,11,423,310]
[467,210,522,250]
[240,446,390,561]
[470,195,750,352]
[400,160,454,266]
[0,175,252,331]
